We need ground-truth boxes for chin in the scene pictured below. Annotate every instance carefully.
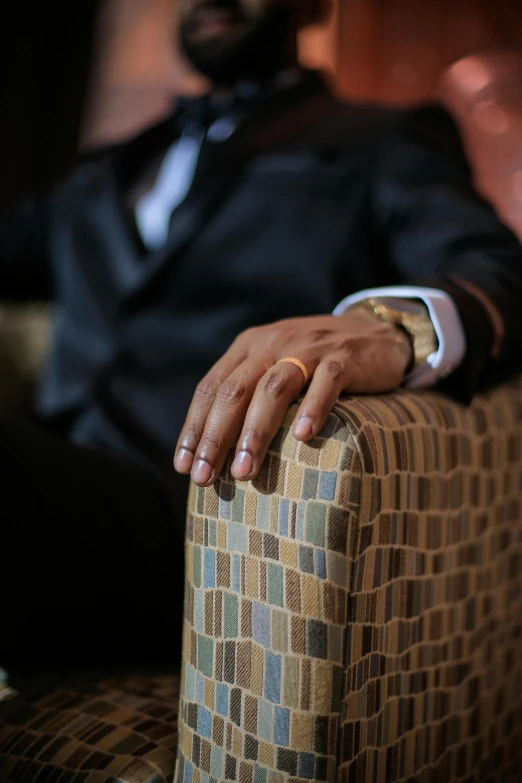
[180,37,257,84]
[179,5,294,85]
[184,28,249,61]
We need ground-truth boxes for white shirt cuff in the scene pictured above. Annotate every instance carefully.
[333,286,466,388]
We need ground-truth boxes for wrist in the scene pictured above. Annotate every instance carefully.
[333,286,466,388]
[339,305,414,374]
[342,297,437,375]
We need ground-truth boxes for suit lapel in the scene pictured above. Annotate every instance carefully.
[119,73,340,306]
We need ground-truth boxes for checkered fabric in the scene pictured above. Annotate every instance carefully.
[0,673,179,782]
[176,383,522,783]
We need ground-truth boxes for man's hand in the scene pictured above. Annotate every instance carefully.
[174,309,412,486]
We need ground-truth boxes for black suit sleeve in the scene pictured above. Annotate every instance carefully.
[0,196,53,301]
[371,103,522,400]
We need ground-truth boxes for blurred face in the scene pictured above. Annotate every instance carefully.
[177,0,318,85]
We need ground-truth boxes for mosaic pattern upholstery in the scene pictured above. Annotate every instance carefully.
[176,383,522,783]
[0,672,180,783]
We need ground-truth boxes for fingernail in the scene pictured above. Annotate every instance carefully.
[232,451,253,479]
[192,459,213,485]
[175,448,194,473]
[293,416,314,439]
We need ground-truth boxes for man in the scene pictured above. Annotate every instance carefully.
[2,0,522,668]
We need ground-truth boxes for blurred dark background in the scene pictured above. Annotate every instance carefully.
[0,3,100,206]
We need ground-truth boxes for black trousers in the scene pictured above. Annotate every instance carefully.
[0,417,188,672]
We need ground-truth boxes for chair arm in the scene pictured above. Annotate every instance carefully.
[176,382,522,783]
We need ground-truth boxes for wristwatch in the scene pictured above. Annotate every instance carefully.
[352,297,439,370]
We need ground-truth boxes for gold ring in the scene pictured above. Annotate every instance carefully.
[276,357,308,385]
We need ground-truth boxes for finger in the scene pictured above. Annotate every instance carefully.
[231,361,308,481]
[190,357,271,486]
[174,350,246,474]
[292,358,348,441]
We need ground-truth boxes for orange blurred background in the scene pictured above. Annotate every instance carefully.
[83,0,522,236]
[83,0,522,146]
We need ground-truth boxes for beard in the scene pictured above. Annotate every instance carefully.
[179,2,295,86]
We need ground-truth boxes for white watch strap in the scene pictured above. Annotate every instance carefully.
[333,286,466,388]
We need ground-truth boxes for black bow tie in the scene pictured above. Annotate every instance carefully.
[176,84,260,128]
[175,68,306,127]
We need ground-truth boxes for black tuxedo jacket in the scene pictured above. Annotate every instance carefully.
[2,73,522,475]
